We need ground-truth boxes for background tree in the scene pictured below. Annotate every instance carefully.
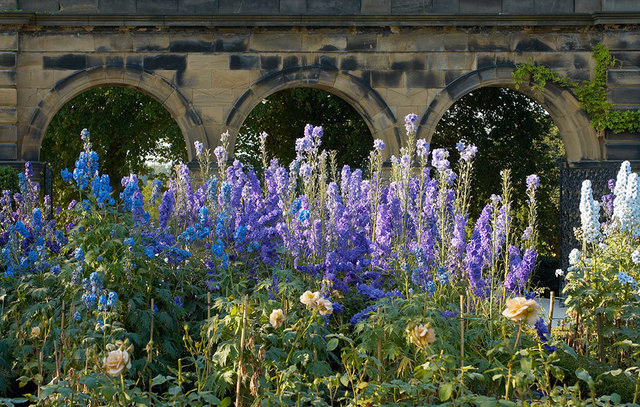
[235,87,373,169]
[41,86,186,204]
[432,87,564,261]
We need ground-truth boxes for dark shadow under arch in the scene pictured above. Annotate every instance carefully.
[225,66,399,156]
[419,65,602,163]
[22,65,207,162]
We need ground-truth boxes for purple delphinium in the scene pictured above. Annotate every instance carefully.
[431,148,450,172]
[464,204,492,297]
[526,174,540,191]
[404,113,418,135]
[458,142,478,162]
[441,309,458,318]
[194,141,204,157]
[158,181,177,229]
[534,317,556,352]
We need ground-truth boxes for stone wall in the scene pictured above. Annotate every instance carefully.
[8,24,640,165]
[0,3,639,173]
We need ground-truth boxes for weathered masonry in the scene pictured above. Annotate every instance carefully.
[1,0,640,254]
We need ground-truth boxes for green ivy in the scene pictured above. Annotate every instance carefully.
[513,43,640,134]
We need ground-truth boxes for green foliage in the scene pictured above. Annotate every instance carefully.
[0,166,18,193]
[41,86,187,204]
[433,87,564,257]
[555,348,636,402]
[514,43,640,134]
[235,88,373,169]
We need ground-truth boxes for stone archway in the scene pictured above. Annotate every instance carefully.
[419,65,602,163]
[21,65,208,162]
[225,66,399,157]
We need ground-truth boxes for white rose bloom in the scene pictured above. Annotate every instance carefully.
[103,349,131,377]
[300,290,320,307]
[269,309,285,328]
[316,298,333,316]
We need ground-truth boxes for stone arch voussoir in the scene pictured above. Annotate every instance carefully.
[225,66,399,157]
[22,65,207,162]
[419,66,602,163]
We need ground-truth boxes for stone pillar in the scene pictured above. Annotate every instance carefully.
[0,31,16,161]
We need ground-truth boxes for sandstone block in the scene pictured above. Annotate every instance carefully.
[94,33,134,53]
[608,69,640,86]
[0,33,17,52]
[279,0,306,13]
[445,53,476,70]
[0,70,15,87]
[361,0,390,14]
[23,34,95,53]
[0,88,16,105]
[0,124,16,142]
[0,142,16,160]
[60,0,99,12]
[179,0,218,13]
[304,34,346,52]
[0,106,16,123]
[137,0,179,13]
[251,33,301,51]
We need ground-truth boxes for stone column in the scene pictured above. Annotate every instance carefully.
[0,31,16,162]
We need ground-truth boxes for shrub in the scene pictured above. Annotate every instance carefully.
[0,166,18,193]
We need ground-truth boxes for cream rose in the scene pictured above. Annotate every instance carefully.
[300,290,320,308]
[269,309,285,328]
[316,298,333,316]
[502,297,540,325]
[407,324,436,348]
[103,349,131,376]
[30,326,40,338]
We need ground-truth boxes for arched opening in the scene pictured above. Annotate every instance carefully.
[235,87,374,169]
[432,86,565,292]
[420,66,601,163]
[225,67,397,159]
[22,66,207,163]
[40,86,187,204]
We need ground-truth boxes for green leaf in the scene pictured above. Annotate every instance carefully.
[472,395,498,407]
[308,361,332,377]
[439,383,453,401]
[150,375,172,388]
[326,338,339,352]
[560,343,578,358]
[611,393,622,404]
[220,397,232,407]
[339,374,350,388]
[576,368,593,384]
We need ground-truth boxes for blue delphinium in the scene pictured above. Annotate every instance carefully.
[350,304,379,325]
[534,317,556,353]
[61,168,73,183]
[618,271,638,290]
[173,296,184,308]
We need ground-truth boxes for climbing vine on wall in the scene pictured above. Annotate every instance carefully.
[513,43,640,134]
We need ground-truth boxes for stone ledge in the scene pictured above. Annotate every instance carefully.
[2,12,640,28]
